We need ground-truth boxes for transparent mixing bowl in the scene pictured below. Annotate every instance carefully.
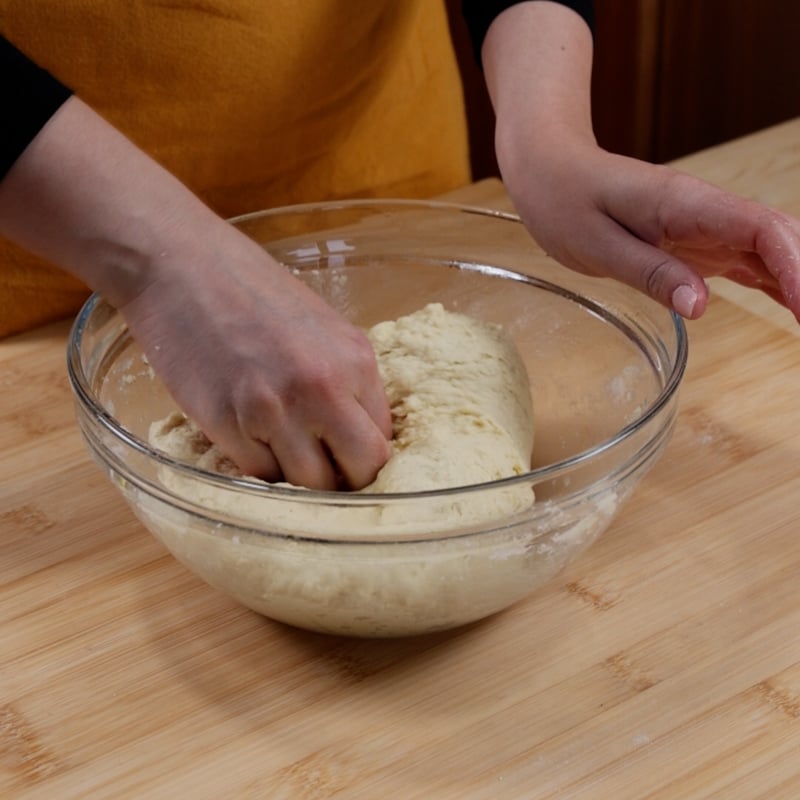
[67,200,687,637]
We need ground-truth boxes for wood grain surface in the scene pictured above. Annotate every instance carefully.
[3,121,800,799]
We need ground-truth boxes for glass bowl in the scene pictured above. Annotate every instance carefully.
[67,200,687,637]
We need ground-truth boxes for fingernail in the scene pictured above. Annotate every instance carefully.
[671,285,697,318]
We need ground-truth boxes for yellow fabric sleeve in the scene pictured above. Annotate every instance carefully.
[0,0,471,336]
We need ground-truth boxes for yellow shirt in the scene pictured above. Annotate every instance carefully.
[0,1,470,336]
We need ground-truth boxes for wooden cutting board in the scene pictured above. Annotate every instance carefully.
[3,121,800,799]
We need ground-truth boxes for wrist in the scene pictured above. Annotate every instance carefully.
[82,196,232,310]
[494,117,597,204]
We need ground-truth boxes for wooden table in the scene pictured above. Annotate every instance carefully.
[3,120,800,799]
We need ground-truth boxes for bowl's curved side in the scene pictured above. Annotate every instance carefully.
[123,479,622,637]
[74,399,678,638]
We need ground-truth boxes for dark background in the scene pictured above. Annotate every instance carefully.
[446,0,800,180]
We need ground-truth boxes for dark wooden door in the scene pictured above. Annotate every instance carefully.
[448,0,800,173]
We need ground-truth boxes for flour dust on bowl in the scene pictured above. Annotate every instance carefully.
[67,200,687,637]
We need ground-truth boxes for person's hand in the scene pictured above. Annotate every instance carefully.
[0,96,392,490]
[480,0,800,322]
[120,223,393,490]
[499,135,800,320]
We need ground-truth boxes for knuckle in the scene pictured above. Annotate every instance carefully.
[344,330,381,371]
[293,339,379,401]
[643,255,677,300]
[235,382,283,431]
[292,357,338,397]
[762,209,791,241]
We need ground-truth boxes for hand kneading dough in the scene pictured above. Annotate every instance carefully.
[136,305,621,636]
[148,303,535,535]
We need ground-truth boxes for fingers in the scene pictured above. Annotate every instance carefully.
[203,365,391,491]
[209,402,391,492]
[262,333,392,490]
[751,212,800,319]
[668,245,779,290]
[267,431,340,491]
[591,167,800,319]
[556,213,711,319]
[356,367,394,441]
[213,316,391,490]
[220,437,284,483]
[267,421,391,492]
[507,143,800,321]
[671,205,800,319]
[315,403,393,490]
[646,174,800,318]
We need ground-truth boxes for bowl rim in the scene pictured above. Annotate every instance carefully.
[227,196,523,231]
[66,198,688,503]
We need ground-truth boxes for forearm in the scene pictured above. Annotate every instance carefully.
[480,1,596,166]
[0,94,235,309]
[476,0,800,323]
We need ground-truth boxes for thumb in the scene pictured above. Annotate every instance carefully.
[561,219,710,319]
[635,244,710,319]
